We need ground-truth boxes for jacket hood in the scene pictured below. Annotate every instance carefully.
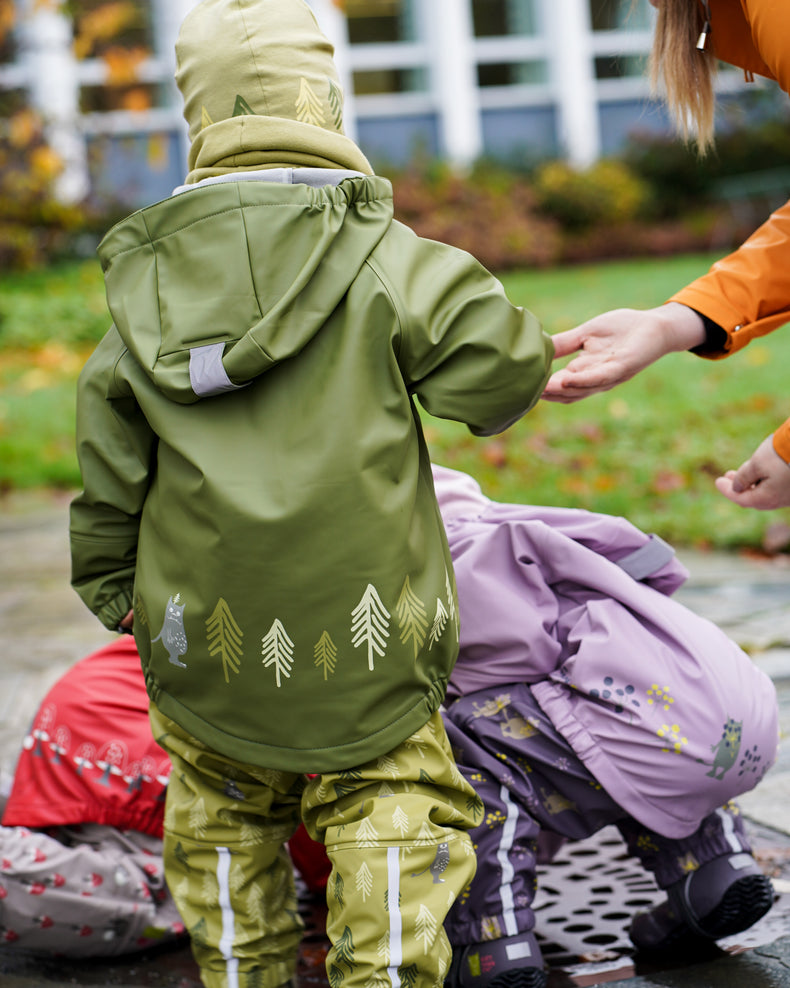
[174,0,372,182]
[97,172,393,403]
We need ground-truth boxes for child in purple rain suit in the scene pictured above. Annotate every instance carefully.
[434,465,778,988]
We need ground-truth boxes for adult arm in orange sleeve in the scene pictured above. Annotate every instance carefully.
[544,200,790,396]
[543,0,790,503]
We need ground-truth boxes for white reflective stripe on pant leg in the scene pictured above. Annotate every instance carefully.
[496,784,519,937]
[386,846,402,988]
[716,807,744,854]
[216,846,239,988]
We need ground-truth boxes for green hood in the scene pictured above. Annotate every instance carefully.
[174,0,372,182]
[97,173,392,404]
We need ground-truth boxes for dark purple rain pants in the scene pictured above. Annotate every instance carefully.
[443,683,751,946]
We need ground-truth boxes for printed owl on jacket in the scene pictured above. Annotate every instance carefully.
[152,596,188,668]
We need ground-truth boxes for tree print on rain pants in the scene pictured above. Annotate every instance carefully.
[151,705,482,988]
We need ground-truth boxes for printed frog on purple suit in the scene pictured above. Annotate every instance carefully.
[705,717,742,780]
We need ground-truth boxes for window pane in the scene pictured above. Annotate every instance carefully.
[594,53,647,79]
[0,5,16,66]
[477,61,547,87]
[352,66,427,95]
[590,0,652,31]
[472,0,538,37]
[345,0,417,44]
[0,88,25,116]
[80,82,164,113]
[70,0,154,57]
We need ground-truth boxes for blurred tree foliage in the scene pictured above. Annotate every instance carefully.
[0,0,149,269]
[0,103,85,269]
[1,2,789,272]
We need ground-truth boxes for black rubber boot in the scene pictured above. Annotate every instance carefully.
[630,851,774,953]
[446,932,546,988]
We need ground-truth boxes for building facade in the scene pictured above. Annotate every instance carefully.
[0,0,756,209]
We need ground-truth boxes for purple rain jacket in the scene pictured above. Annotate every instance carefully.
[433,465,779,839]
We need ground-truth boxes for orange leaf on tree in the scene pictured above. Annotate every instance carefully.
[103,45,147,86]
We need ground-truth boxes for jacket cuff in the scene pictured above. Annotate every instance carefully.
[687,311,728,356]
[772,420,790,465]
[96,591,135,634]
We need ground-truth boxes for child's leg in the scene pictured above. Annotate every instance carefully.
[442,684,626,946]
[617,804,774,950]
[301,710,481,988]
[443,686,773,963]
[150,704,304,988]
[617,802,753,888]
[0,822,183,956]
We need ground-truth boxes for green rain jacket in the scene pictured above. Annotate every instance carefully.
[70,171,553,772]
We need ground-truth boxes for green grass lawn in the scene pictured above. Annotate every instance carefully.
[1,253,788,550]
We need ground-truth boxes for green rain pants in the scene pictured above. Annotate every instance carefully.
[150,705,482,988]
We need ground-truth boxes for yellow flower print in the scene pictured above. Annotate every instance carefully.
[636,833,659,853]
[657,723,688,754]
[481,917,503,942]
[647,684,675,711]
[471,693,512,719]
[678,853,700,874]
[486,810,506,829]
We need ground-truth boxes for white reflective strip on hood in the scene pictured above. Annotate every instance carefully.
[189,342,248,397]
[173,167,365,196]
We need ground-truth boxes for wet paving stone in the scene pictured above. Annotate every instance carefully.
[1,500,789,987]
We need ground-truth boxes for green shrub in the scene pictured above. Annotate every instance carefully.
[0,110,89,270]
[531,159,652,230]
[624,114,790,218]
[713,117,790,176]
[623,133,712,217]
[388,157,739,269]
[392,161,562,270]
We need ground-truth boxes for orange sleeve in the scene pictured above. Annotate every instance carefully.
[708,0,780,87]
[670,198,790,357]
[745,0,790,96]
[672,0,790,357]
[773,418,790,464]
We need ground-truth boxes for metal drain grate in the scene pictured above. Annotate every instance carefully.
[532,824,790,977]
[533,827,662,966]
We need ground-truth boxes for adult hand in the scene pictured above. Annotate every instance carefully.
[542,303,707,403]
[715,435,790,510]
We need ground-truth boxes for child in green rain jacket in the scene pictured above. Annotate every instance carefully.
[69,2,553,987]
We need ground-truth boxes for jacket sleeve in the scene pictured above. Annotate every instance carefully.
[682,0,790,354]
[670,199,790,357]
[671,0,790,460]
[374,222,554,437]
[669,202,790,461]
[70,329,156,631]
